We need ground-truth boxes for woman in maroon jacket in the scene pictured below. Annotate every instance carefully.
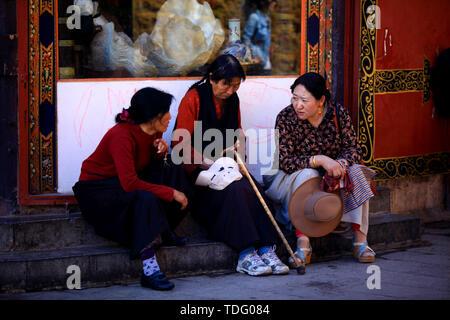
[72,87,192,291]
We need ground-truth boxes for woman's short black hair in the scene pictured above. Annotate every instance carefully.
[115,87,173,124]
[208,54,246,83]
[290,72,331,103]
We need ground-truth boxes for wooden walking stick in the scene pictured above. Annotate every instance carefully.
[233,150,306,274]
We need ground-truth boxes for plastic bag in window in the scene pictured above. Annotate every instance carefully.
[144,0,225,76]
[220,41,254,64]
[74,0,97,16]
[89,16,158,77]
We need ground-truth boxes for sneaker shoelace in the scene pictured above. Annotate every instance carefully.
[247,251,266,266]
[264,249,282,264]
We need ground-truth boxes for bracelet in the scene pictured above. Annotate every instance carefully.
[312,156,317,168]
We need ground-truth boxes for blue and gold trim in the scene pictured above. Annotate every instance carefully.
[305,0,333,86]
[28,0,56,193]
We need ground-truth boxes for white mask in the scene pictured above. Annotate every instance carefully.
[195,157,243,190]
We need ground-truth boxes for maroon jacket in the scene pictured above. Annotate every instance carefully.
[79,122,174,202]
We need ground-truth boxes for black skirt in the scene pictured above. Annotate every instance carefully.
[192,175,279,253]
[72,156,193,259]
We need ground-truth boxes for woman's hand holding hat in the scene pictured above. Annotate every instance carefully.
[316,155,346,179]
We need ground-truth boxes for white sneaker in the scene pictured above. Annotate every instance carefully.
[260,246,290,275]
[236,251,272,276]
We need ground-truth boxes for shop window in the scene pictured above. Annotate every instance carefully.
[58,0,301,79]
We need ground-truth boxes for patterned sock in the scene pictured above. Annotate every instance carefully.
[141,247,160,276]
[238,246,255,260]
[142,256,161,276]
[257,246,271,256]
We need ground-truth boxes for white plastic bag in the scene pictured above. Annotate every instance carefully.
[89,16,158,77]
[74,0,97,16]
[146,0,225,76]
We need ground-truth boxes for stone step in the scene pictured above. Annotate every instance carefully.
[0,212,116,252]
[277,212,422,263]
[370,186,391,214]
[0,187,390,253]
[0,213,421,293]
[0,211,208,253]
[0,241,236,293]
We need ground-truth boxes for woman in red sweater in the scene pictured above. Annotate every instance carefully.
[73,87,192,291]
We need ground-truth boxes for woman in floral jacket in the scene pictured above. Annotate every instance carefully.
[264,72,376,267]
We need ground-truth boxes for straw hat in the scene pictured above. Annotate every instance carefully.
[288,177,343,237]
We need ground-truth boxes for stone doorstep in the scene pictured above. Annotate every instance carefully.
[0,212,117,252]
[0,242,236,293]
[0,213,421,293]
[0,211,209,253]
[370,186,390,214]
[276,213,422,263]
[0,187,389,253]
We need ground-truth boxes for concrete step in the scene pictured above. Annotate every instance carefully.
[0,212,116,252]
[0,212,421,293]
[277,212,422,263]
[0,211,208,253]
[0,187,390,253]
[370,186,390,214]
[0,241,236,293]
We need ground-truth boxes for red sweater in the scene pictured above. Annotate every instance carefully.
[79,123,174,202]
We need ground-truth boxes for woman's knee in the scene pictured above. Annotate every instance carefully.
[300,168,320,177]
[132,190,158,203]
[225,178,250,192]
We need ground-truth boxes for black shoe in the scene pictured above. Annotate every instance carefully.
[161,231,188,247]
[141,271,174,291]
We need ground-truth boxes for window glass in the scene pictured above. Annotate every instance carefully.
[58,0,301,79]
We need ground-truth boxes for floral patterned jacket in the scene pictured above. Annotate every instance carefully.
[275,103,362,174]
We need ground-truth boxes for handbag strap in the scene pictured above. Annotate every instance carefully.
[333,104,341,134]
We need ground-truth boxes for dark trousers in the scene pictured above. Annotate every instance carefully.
[192,175,279,253]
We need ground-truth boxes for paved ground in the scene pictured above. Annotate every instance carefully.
[1,227,449,301]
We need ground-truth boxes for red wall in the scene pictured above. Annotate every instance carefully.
[373,0,450,159]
